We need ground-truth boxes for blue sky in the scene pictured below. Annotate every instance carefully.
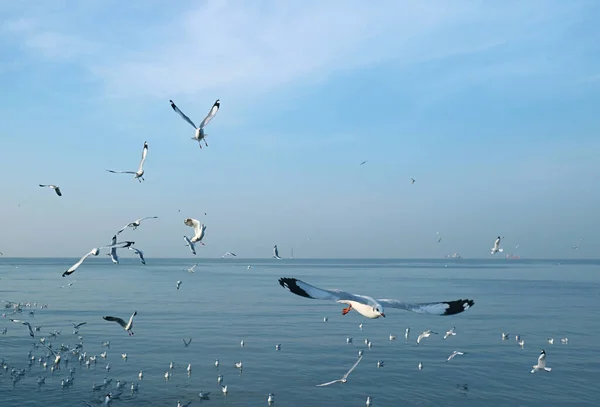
[1,0,599,258]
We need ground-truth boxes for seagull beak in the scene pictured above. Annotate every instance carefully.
[380,313,386,318]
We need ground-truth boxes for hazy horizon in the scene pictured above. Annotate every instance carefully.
[1,1,599,259]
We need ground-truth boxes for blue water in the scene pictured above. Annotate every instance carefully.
[1,258,599,406]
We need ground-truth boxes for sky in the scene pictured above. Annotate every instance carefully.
[1,0,599,259]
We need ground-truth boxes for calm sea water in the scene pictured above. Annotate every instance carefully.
[1,258,599,407]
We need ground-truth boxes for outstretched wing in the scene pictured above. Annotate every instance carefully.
[170,100,197,129]
[107,170,135,174]
[342,355,363,380]
[62,249,97,277]
[198,99,220,130]
[54,187,62,196]
[103,316,127,328]
[138,142,148,173]
[183,236,197,255]
[377,298,474,316]
[129,247,145,264]
[278,278,372,305]
[316,379,342,387]
[137,216,158,223]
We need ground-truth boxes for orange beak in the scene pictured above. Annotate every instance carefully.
[380,313,386,318]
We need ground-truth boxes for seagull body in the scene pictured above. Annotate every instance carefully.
[222,252,237,258]
[548,338,554,345]
[531,350,552,373]
[108,235,119,264]
[447,351,466,362]
[491,236,504,255]
[102,311,137,335]
[9,319,34,338]
[316,355,363,387]
[183,236,197,255]
[184,218,206,244]
[502,332,510,340]
[128,246,145,265]
[444,327,457,339]
[279,277,475,319]
[70,321,87,329]
[116,216,158,235]
[39,184,62,196]
[416,330,438,345]
[170,99,220,148]
[62,248,100,277]
[273,245,281,259]
[106,141,148,182]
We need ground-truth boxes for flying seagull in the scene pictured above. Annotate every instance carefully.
[273,245,281,259]
[62,248,100,277]
[107,141,148,182]
[278,277,474,319]
[9,318,34,338]
[116,216,158,235]
[183,236,197,255]
[128,246,146,265]
[170,99,220,148]
[316,355,363,387]
[410,178,416,184]
[183,338,192,347]
[70,321,87,329]
[360,161,367,166]
[184,218,206,244]
[39,184,62,196]
[443,327,457,339]
[531,350,552,373]
[416,330,438,344]
[103,311,137,335]
[491,236,504,255]
[108,235,119,264]
[447,351,466,362]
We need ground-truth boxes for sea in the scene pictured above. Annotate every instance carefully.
[1,257,599,407]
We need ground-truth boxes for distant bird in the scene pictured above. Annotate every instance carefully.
[273,245,281,259]
[316,355,362,387]
[446,351,466,362]
[560,338,568,344]
[547,338,554,345]
[39,184,62,196]
[410,178,416,184]
[222,252,237,258]
[360,161,367,166]
[491,236,504,255]
[366,396,372,406]
[279,277,475,319]
[9,319,34,338]
[106,141,148,182]
[416,330,438,345]
[128,246,145,265]
[183,236,197,255]
[102,311,137,336]
[183,338,192,347]
[116,216,158,235]
[176,281,182,290]
[186,262,199,273]
[444,327,457,339]
[531,350,552,373]
[268,393,275,406]
[62,248,100,277]
[170,99,220,148]
[184,218,207,244]
[502,332,510,340]
[69,321,87,329]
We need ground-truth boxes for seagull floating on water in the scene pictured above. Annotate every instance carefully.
[410,178,416,184]
[108,235,119,264]
[491,236,504,255]
[170,99,220,148]
[176,281,182,290]
[531,350,552,373]
[183,338,192,347]
[279,277,474,319]
[316,355,362,387]
[116,216,158,235]
[128,246,146,265]
[106,141,148,182]
[102,311,137,335]
[39,184,62,196]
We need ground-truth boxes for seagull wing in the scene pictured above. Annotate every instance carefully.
[116,223,130,235]
[278,277,373,305]
[129,247,145,264]
[54,187,62,196]
[137,142,148,173]
[106,170,136,174]
[316,379,343,387]
[198,99,220,130]
[377,298,475,316]
[103,316,128,328]
[136,216,158,223]
[40,339,58,357]
[170,100,198,129]
[183,236,197,255]
[342,355,363,380]
[62,249,97,277]
[184,218,202,241]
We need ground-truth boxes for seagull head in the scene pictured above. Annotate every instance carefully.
[373,305,385,318]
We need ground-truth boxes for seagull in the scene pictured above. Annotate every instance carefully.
[531,350,552,373]
[273,245,281,259]
[447,351,466,362]
[444,327,457,339]
[9,319,34,338]
[183,236,197,255]
[107,235,119,264]
[360,161,367,166]
[410,178,416,184]
[102,311,137,335]
[186,262,199,273]
[184,218,207,244]
[418,362,423,370]
[268,393,275,406]
[170,99,220,148]
[39,184,62,196]
[316,355,363,387]
[366,396,373,406]
[198,390,211,400]
[128,246,145,265]
[62,248,100,277]
[70,321,87,329]
[116,216,158,235]
[222,252,237,258]
[183,338,192,347]
[491,236,504,255]
[548,338,554,345]
[389,334,396,341]
[416,330,438,345]
[106,141,148,182]
[279,277,475,319]
[176,281,182,290]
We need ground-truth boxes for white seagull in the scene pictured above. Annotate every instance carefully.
[108,235,119,264]
[531,350,552,373]
[316,355,363,387]
[186,262,199,273]
[416,330,438,345]
[102,311,137,336]
[116,216,158,235]
[170,99,220,148]
[222,252,237,258]
[128,246,146,265]
[444,327,457,339]
[176,281,182,290]
[183,236,197,255]
[9,319,34,338]
[491,236,504,255]
[273,245,281,259]
[447,351,466,362]
[184,218,206,244]
[62,248,100,277]
[39,184,62,196]
[279,277,475,319]
[106,141,148,182]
